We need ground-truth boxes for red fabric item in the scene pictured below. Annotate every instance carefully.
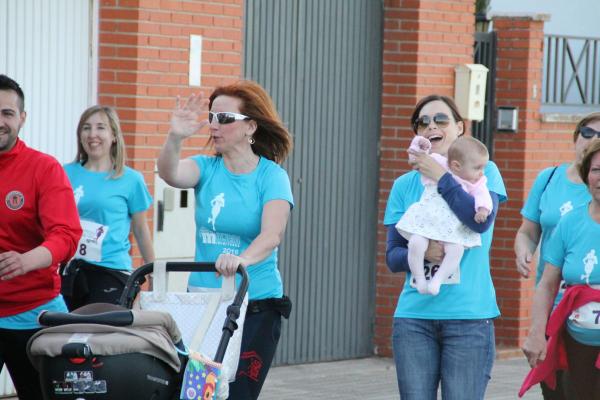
[0,139,82,316]
[519,285,600,397]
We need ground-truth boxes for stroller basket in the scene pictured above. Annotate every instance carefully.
[120,262,249,365]
[27,263,248,400]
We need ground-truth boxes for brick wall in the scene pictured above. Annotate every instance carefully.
[490,15,546,351]
[94,1,579,360]
[98,0,243,265]
[375,0,475,357]
[491,14,576,350]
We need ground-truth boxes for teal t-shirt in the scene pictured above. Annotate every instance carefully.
[544,204,600,345]
[64,162,153,271]
[384,161,507,319]
[189,156,294,300]
[0,296,67,329]
[521,163,591,283]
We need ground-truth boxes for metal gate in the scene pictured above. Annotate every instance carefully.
[244,0,383,365]
[473,31,497,159]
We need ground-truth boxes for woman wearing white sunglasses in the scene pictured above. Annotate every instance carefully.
[158,80,294,400]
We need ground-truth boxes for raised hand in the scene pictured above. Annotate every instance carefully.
[169,94,209,140]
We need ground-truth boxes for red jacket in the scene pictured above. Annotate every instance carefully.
[0,139,82,316]
[519,285,600,397]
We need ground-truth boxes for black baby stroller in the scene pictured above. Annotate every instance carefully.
[27,262,248,400]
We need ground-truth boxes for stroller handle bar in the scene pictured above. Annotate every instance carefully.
[38,309,134,327]
[118,262,249,308]
[118,262,249,364]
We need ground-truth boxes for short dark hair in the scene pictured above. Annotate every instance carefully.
[0,75,25,112]
[411,94,464,135]
[578,139,600,185]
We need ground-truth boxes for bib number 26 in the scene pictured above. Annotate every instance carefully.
[410,262,460,287]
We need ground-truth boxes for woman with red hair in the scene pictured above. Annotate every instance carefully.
[158,80,294,399]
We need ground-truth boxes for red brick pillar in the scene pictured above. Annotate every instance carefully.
[491,14,549,353]
[97,0,244,264]
[375,0,475,357]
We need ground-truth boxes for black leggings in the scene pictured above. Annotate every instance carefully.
[540,370,573,400]
[227,309,282,400]
[0,327,43,400]
[564,331,600,400]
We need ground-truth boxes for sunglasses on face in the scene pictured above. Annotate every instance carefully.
[579,126,600,139]
[208,111,250,125]
[414,113,451,132]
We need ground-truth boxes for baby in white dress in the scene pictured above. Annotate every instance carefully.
[396,136,492,295]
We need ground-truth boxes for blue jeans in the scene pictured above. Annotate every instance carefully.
[392,318,495,400]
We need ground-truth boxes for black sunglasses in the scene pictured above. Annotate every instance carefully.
[208,111,250,125]
[579,126,600,139]
[414,113,451,132]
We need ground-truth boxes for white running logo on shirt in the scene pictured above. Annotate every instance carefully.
[559,201,573,216]
[208,193,225,231]
[74,185,84,205]
[581,249,598,285]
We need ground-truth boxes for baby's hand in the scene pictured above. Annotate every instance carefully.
[474,208,490,223]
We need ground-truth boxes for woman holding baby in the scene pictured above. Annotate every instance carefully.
[383,94,507,399]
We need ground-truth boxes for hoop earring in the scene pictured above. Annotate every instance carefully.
[248,136,255,145]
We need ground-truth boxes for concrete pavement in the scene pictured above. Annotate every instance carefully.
[1,355,541,399]
[260,356,542,399]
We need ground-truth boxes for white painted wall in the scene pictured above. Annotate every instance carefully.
[0,0,96,164]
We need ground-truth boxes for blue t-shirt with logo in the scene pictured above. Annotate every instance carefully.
[189,155,294,300]
[384,161,506,319]
[64,162,152,271]
[521,163,591,283]
[544,204,600,345]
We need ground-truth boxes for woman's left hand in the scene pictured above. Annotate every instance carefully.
[522,332,547,368]
[407,150,446,182]
[215,253,248,277]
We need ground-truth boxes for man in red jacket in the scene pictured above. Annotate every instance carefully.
[0,74,82,399]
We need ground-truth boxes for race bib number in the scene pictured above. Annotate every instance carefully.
[569,301,600,330]
[410,261,460,287]
[76,220,109,262]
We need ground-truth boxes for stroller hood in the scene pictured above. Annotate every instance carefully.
[27,308,184,372]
